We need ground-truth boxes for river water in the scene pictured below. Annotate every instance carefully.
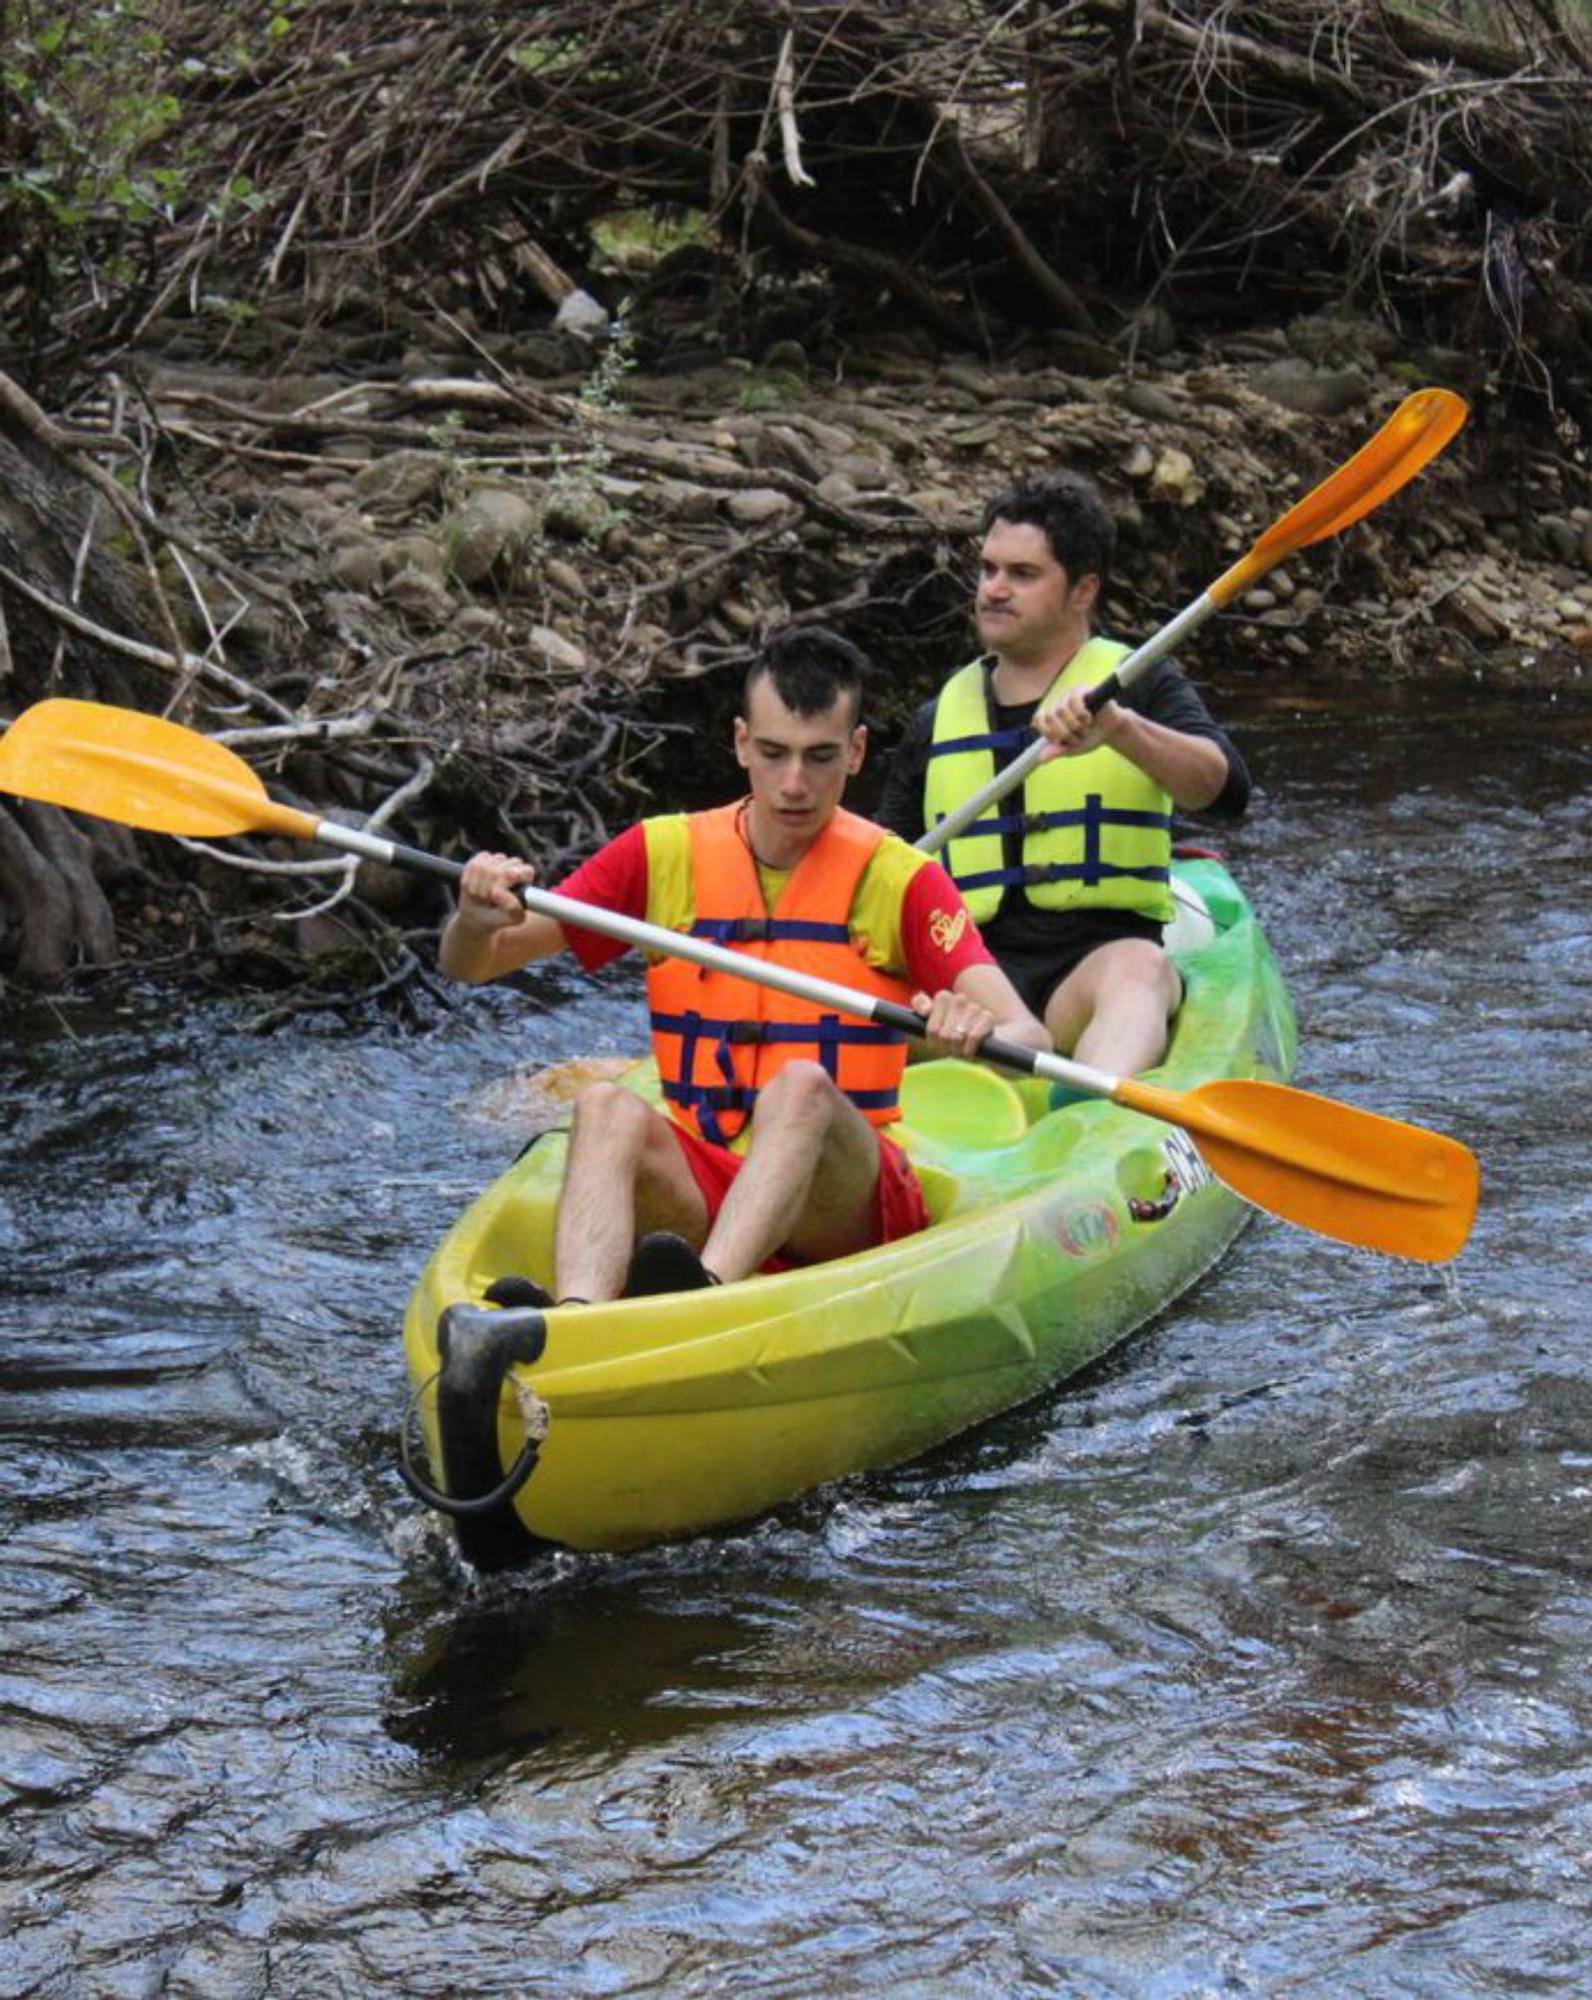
[2,678,1588,1997]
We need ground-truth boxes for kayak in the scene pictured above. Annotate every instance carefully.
[401,855,1296,1564]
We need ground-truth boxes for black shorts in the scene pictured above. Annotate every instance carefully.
[989,911,1165,1019]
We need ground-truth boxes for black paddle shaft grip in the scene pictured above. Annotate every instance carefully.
[873,997,1042,1078]
[1084,673,1122,715]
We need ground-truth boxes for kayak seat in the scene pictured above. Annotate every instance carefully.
[895,1059,1034,1158]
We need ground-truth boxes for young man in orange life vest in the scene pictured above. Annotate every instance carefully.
[441,626,1049,1304]
[878,471,1250,1078]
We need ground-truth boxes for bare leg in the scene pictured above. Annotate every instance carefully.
[702,1062,884,1282]
[554,1083,708,1302]
[1044,938,1183,1075]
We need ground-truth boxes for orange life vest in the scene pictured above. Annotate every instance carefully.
[647,802,914,1147]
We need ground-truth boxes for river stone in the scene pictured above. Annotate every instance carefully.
[1536,515,1581,564]
[1117,380,1183,422]
[1151,446,1204,507]
[1252,360,1370,417]
[829,453,891,490]
[386,569,452,626]
[852,407,919,453]
[649,479,720,523]
[327,540,385,591]
[743,424,825,481]
[544,556,586,600]
[526,624,586,671]
[907,487,973,527]
[814,472,859,508]
[444,488,538,584]
[453,605,504,640]
[380,533,447,584]
[724,487,799,527]
[1448,584,1508,641]
[543,486,611,541]
[762,339,810,376]
[353,449,451,516]
[1287,309,1400,367]
[1119,303,1179,356]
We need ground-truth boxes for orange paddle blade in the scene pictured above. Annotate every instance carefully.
[1115,1076,1479,1262]
[1210,387,1469,605]
[0,698,317,840]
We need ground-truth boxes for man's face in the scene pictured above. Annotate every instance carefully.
[734,676,865,863]
[975,518,1097,666]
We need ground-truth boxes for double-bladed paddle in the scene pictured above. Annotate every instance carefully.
[918,386,1469,857]
[0,697,1478,1261]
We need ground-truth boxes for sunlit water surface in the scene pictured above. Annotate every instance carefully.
[2,683,1588,1997]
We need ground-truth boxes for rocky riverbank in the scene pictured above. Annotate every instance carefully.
[1,303,1587,1003]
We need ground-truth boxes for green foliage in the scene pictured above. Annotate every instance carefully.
[1,1,206,375]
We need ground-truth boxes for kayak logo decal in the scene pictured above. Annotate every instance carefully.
[1054,1202,1119,1258]
[928,906,969,953]
[1129,1130,1215,1223]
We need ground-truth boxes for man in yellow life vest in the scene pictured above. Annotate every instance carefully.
[441,627,1048,1304]
[879,471,1250,1078]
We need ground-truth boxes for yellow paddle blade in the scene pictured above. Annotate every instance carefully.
[1116,1076,1479,1262]
[1211,387,1469,606]
[0,698,317,840]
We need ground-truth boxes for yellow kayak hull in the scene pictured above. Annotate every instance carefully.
[402,859,1296,1559]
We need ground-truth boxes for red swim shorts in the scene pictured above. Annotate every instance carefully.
[666,1121,931,1268]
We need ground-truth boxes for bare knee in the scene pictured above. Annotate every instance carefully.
[1110,941,1180,1010]
[569,1080,652,1156]
[750,1060,843,1129]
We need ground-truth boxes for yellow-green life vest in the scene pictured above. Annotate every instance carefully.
[923,639,1175,924]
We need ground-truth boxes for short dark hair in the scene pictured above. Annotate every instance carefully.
[980,471,1116,598]
[744,625,868,726]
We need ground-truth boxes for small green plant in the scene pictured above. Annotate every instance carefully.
[545,304,637,539]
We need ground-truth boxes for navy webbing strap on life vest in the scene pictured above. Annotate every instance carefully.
[949,795,1174,894]
[688,916,853,946]
[650,1005,905,1146]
